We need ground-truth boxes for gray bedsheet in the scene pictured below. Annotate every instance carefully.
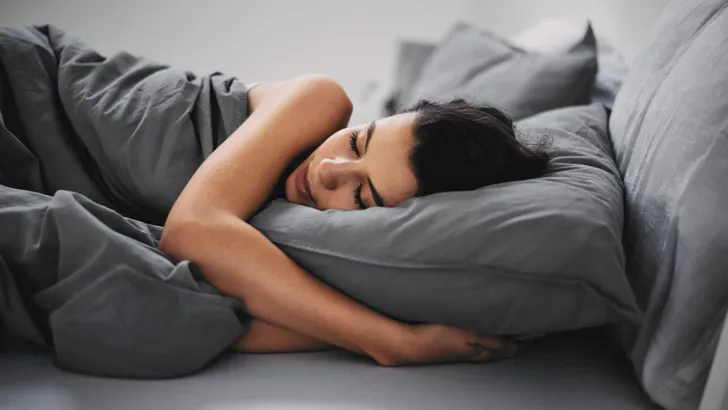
[0,25,251,378]
[0,329,660,410]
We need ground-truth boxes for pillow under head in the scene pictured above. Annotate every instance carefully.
[250,104,641,337]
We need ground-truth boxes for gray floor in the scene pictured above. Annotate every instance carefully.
[0,329,659,410]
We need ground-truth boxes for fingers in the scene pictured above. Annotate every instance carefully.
[473,336,502,350]
[470,345,512,362]
[470,335,521,362]
[473,335,518,353]
[474,348,491,362]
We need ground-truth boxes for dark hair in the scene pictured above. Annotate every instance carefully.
[404,99,550,197]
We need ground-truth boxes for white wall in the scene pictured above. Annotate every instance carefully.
[1,0,669,124]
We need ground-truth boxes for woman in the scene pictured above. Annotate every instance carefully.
[160,74,549,366]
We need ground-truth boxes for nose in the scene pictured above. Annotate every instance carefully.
[317,157,360,190]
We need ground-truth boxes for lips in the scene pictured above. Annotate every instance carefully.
[297,161,315,204]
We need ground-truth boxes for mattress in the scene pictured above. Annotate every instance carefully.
[0,329,659,410]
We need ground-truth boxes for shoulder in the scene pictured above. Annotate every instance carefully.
[248,74,352,118]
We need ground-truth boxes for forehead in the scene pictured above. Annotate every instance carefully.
[366,112,418,206]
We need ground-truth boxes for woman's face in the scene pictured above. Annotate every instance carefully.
[285,112,419,210]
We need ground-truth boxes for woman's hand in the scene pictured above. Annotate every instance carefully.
[376,324,520,367]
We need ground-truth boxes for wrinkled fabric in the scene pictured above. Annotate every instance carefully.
[609,0,728,408]
[0,25,250,378]
[251,104,642,338]
[402,22,598,120]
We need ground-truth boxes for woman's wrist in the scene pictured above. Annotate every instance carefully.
[362,323,415,367]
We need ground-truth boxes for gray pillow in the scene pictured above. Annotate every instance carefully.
[402,23,598,120]
[590,38,628,109]
[385,23,624,115]
[609,0,728,408]
[509,18,628,109]
[384,41,437,115]
[250,104,641,338]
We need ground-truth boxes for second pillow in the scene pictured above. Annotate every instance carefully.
[403,22,598,120]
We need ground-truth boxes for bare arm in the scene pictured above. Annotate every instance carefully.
[160,75,514,365]
[160,75,410,364]
[236,319,333,353]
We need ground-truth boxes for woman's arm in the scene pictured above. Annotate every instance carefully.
[160,75,410,364]
[160,75,514,365]
[236,319,333,353]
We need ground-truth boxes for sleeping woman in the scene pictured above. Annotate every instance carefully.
[159,74,549,367]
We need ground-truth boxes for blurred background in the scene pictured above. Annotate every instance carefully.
[0,0,669,124]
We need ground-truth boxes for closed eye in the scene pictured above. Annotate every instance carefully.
[354,183,366,209]
[349,132,361,157]
[350,132,366,209]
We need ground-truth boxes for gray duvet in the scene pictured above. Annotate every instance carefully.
[0,25,251,378]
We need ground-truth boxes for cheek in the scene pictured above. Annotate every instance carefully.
[317,187,356,211]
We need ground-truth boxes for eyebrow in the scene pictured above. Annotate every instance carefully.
[364,121,384,207]
[365,120,376,151]
[368,177,384,207]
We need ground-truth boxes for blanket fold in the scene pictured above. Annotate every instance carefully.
[0,25,251,378]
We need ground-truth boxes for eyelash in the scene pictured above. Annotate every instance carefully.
[349,132,365,209]
[354,183,365,210]
[349,132,361,157]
